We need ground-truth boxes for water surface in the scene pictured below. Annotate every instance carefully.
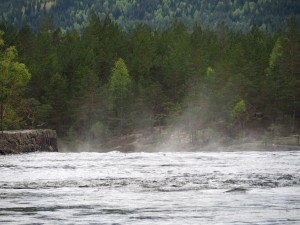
[1,150,300,224]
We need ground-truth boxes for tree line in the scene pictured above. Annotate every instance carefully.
[0,0,299,32]
[0,15,299,144]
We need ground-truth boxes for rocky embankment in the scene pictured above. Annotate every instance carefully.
[0,130,58,155]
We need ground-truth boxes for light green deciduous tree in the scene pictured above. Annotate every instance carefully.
[109,58,132,133]
[0,31,31,131]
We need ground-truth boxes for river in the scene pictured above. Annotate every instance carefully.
[0,150,300,224]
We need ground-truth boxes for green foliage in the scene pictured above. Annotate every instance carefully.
[66,126,77,141]
[2,105,23,130]
[206,67,214,77]
[232,100,248,134]
[72,68,104,136]
[0,31,31,130]
[233,100,247,116]
[0,0,299,32]
[109,58,132,106]
[0,12,299,141]
[90,121,107,138]
[109,58,132,133]
[267,37,283,75]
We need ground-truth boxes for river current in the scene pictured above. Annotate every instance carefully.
[0,150,300,224]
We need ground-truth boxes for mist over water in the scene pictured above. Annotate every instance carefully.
[1,150,300,224]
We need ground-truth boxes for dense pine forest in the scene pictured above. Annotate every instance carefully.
[0,0,300,32]
[0,2,300,147]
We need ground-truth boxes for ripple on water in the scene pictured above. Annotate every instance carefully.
[0,151,300,225]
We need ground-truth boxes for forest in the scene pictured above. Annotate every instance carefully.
[0,12,299,147]
[0,0,300,32]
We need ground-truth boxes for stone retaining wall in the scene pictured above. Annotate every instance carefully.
[0,130,58,155]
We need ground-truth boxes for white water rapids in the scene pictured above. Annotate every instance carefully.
[1,150,300,224]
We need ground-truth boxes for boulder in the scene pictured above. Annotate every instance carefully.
[0,130,58,155]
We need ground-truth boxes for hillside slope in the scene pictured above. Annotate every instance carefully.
[0,0,299,31]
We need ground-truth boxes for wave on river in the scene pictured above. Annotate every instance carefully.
[1,151,300,224]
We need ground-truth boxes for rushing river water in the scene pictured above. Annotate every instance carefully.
[0,150,300,224]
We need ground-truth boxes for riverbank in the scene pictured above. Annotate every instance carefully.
[0,130,58,155]
[59,128,300,153]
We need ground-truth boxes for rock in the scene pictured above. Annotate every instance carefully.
[0,130,58,155]
[225,187,248,193]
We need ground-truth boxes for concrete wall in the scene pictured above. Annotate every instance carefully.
[0,130,58,155]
